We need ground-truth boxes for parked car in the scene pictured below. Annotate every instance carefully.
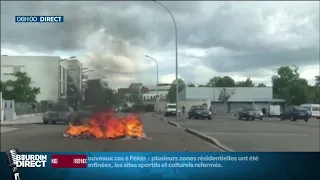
[188,105,212,120]
[42,103,77,124]
[238,105,263,121]
[280,106,309,122]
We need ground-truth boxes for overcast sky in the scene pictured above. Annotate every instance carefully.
[1,1,319,88]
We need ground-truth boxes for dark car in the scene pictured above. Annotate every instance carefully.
[188,105,212,120]
[280,106,309,122]
[238,105,263,121]
[42,103,77,124]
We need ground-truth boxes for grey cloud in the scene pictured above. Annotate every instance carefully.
[1,1,319,85]
[203,46,319,73]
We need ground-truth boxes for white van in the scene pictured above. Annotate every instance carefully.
[300,104,320,119]
[164,103,180,116]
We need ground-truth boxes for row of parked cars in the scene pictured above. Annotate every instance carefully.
[236,105,316,122]
[163,103,319,123]
[164,103,212,120]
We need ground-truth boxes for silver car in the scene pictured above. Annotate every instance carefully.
[238,106,263,121]
[42,103,76,124]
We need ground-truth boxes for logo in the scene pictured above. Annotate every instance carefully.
[15,16,64,23]
[15,154,47,168]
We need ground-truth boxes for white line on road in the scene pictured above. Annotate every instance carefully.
[203,132,310,136]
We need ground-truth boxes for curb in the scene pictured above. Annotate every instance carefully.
[0,127,20,134]
[154,115,233,152]
[185,128,234,152]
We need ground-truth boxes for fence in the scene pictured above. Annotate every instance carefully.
[15,102,42,115]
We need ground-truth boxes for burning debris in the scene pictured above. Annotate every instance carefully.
[63,110,151,140]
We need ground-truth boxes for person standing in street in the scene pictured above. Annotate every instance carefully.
[31,103,37,116]
[182,105,186,116]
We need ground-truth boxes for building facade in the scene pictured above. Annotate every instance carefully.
[142,83,171,100]
[66,59,82,91]
[178,87,284,113]
[1,55,68,102]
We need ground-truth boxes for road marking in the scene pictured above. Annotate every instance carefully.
[203,132,310,136]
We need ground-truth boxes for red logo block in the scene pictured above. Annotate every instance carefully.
[51,154,87,168]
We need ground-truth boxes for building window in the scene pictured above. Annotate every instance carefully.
[2,66,14,75]
[13,66,21,73]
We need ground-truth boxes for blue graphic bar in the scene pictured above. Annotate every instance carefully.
[1,152,319,180]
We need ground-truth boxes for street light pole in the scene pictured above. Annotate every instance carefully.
[154,0,179,120]
[145,55,159,112]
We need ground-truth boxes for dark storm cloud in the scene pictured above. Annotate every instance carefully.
[0,1,201,52]
[1,1,319,76]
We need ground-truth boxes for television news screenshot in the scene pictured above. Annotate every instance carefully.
[0,1,319,180]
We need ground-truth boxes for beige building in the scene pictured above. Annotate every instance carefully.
[1,55,68,102]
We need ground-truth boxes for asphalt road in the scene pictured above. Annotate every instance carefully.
[166,114,320,152]
[1,113,222,152]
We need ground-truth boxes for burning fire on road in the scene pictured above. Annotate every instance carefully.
[63,110,151,140]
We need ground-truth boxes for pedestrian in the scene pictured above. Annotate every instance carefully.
[31,103,37,116]
[182,105,186,116]
[262,108,266,117]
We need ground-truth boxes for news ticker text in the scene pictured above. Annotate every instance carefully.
[15,16,64,23]
[50,154,260,168]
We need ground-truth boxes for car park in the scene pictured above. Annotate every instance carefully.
[188,105,212,120]
[237,105,263,121]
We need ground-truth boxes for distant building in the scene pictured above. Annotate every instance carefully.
[65,59,82,91]
[84,79,109,105]
[1,55,67,102]
[129,83,143,91]
[142,83,171,100]
[178,87,285,113]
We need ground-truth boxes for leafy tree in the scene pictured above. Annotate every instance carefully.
[272,66,309,105]
[315,76,320,87]
[207,76,236,87]
[218,88,231,112]
[198,84,208,87]
[167,78,185,103]
[187,83,195,87]
[257,83,267,87]
[307,86,320,104]
[236,78,255,87]
[1,72,40,102]
[207,76,221,87]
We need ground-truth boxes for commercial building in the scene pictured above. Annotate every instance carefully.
[142,83,171,100]
[1,55,68,103]
[178,87,285,113]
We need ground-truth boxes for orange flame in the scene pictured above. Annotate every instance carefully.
[65,110,144,139]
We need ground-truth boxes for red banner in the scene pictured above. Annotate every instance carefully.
[51,154,87,168]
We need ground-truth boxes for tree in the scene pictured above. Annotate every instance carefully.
[103,88,121,105]
[236,78,254,87]
[1,72,40,102]
[198,84,208,87]
[257,83,267,87]
[167,79,185,103]
[208,76,236,87]
[218,88,231,112]
[272,66,309,105]
[207,76,221,87]
[187,83,195,87]
[315,76,320,87]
